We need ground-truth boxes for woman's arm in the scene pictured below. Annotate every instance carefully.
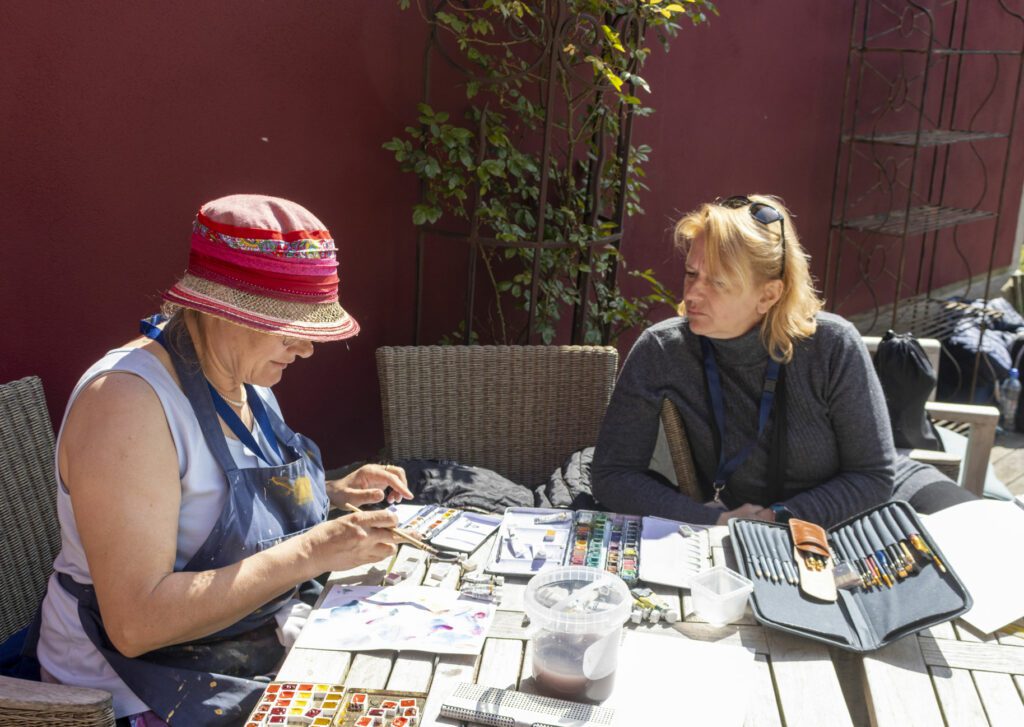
[60,373,399,658]
[591,330,723,525]
[780,325,895,527]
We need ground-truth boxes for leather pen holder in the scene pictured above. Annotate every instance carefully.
[790,518,837,602]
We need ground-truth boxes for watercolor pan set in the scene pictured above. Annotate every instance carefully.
[244,684,426,727]
[243,682,347,726]
[396,503,501,554]
[567,510,642,584]
[333,689,426,727]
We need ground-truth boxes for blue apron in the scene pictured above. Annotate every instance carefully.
[58,318,329,724]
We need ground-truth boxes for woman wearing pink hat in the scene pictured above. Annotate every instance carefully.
[32,195,413,726]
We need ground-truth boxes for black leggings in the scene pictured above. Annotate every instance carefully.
[905,480,978,514]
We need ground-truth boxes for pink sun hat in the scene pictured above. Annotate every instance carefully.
[162,194,360,342]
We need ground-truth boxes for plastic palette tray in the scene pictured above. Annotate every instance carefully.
[485,507,575,576]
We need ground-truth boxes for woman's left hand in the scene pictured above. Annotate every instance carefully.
[327,464,414,509]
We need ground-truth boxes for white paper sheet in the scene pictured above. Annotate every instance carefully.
[605,631,755,727]
[293,585,495,655]
[922,499,1024,634]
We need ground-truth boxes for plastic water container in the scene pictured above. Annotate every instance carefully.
[689,565,754,627]
[523,566,632,702]
[1000,368,1021,431]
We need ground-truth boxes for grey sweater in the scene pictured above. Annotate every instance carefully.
[592,314,897,527]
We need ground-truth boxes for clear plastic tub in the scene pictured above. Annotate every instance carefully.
[523,566,632,702]
[689,565,753,626]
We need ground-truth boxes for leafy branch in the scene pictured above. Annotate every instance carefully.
[387,0,716,344]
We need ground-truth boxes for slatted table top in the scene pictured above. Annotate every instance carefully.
[278,523,858,727]
[862,615,1024,726]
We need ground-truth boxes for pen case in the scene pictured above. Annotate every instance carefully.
[728,500,972,653]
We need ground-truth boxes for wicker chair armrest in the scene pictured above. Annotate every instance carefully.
[0,676,114,727]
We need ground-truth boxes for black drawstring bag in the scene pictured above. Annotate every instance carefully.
[1012,331,1024,433]
[873,330,944,451]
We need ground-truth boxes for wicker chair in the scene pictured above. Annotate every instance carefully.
[0,376,114,727]
[658,338,1000,500]
[376,345,619,486]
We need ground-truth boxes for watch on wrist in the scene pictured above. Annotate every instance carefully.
[769,503,793,524]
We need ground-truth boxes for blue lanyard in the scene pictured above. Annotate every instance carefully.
[140,315,283,466]
[700,336,781,504]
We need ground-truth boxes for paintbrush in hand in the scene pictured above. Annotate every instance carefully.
[344,503,439,555]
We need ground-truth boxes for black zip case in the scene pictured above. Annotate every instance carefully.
[727,500,972,653]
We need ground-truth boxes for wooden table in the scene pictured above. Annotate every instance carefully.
[861,617,1024,726]
[279,524,859,726]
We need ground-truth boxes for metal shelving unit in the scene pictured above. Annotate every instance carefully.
[825,0,1024,397]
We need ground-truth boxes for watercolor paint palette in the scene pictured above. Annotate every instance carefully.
[243,681,346,726]
[244,684,426,727]
[395,503,501,553]
[637,516,711,588]
[485,508,646,582]
[485,507,576,576]
[333,689,426,727]
[567,510,642,584]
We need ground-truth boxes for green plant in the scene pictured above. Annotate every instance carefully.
[386,0,716,344]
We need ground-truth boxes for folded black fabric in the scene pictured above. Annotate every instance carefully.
[395,459,537,513]
[540,446,600,511]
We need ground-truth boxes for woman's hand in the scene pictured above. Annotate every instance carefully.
[327,464,413,510]
[304,509,402,574]
[715,503,774,525]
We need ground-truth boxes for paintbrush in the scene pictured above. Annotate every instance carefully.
[344,503,439,555]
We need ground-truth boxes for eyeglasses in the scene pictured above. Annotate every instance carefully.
[717,195,787,280]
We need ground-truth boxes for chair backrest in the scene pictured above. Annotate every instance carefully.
[0,376,61,643]
[376,345,619,485]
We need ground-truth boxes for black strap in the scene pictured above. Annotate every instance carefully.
[767,364,787,503]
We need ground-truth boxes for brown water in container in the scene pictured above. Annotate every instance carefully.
[531,633,618,702]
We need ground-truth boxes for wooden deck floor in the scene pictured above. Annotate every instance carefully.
[993,429,1024,496]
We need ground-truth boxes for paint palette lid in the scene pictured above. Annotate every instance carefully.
[524,566,631,634]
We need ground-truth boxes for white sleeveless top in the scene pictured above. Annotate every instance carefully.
[36,346,283,717]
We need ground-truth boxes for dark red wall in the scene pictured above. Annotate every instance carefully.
[2,2,1021,467]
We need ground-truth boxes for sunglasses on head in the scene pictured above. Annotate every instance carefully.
[716,195,787,280]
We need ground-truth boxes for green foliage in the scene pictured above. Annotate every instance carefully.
[387,0,716,344]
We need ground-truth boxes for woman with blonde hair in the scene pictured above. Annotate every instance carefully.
[592,195,972,527]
